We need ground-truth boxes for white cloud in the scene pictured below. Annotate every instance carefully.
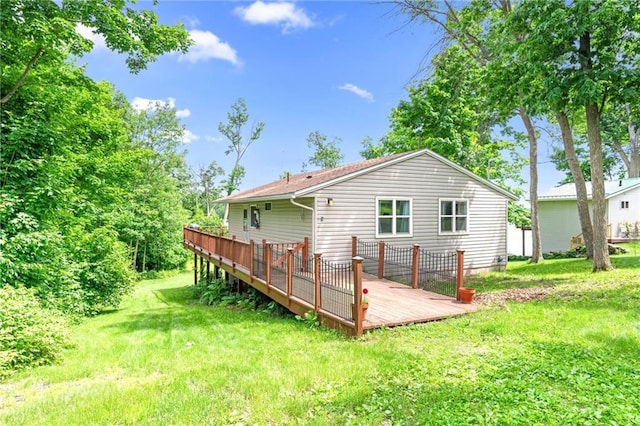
[131,97,191,118]
[205,135,224,143]
[180,30,241,65]
[76,24,107,50]
[182,130,200,144]
[338,83,374,102]
[234,1,314,33]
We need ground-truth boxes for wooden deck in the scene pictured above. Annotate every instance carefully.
[362,274,477,330]
[184,228,478,336]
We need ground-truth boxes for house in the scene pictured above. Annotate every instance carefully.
[218,149,518,274]
[538,178,640,252]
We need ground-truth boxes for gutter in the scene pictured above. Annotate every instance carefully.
[290,195,315,255]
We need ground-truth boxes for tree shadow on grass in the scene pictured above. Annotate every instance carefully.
[100,285,305,335]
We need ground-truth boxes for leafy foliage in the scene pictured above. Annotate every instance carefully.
[302,131,344,171]
[0,286,71,378]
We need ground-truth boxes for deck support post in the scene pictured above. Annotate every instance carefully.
[193,253,198,285]
[214,264,220,280]
[286,248,294,303]
[206,260,210,281]
[412,244,420,289]
[351,236,357,258]
[377,241,385,279]
[314,253,322,311]
[353,256,364,337]
[456,250,465,301]
[265,243,273,290]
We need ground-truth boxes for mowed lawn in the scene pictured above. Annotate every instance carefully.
[1,255,639,425]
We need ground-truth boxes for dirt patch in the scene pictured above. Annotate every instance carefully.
[475,287,554,306]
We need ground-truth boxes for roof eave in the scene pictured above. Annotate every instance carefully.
[217,192,298,204]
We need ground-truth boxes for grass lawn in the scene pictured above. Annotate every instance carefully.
[1,255,639,425]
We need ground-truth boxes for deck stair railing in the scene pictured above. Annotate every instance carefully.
[353,236,464,298]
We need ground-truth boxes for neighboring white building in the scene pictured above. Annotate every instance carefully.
[507,223,532,256]
[539,178,640,252]
[218,149,518,274]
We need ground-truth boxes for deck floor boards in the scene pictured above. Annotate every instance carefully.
[361,274,477,329]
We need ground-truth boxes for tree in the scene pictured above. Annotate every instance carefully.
[499,0,640,271]
[196,161,225,217]
[392,0,545,263]
[0,0,191,105]
[123,101,190,272]
[372,44,526,193]
[302,131,344,171]
[602,103,640,178]
[218,98,265,196]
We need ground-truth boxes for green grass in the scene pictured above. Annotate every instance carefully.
[2,257,639,425]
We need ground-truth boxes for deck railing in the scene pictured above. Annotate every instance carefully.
[353,236,464,298]
[184,227,366,335]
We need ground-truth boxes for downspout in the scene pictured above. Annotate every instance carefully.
[291,195,315,254]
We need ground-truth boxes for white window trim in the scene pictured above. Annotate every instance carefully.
[438,198,470,235]
[375,197,413,238]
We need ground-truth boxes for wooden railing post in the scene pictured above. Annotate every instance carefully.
[412,244,420,289]
[265,243,273,290]
[456,250,465,301]
[231,235,237,272]
[314,252,322,312]
[249,240,255,280]
[303,237,309,260]
[378,241,385,279]
[351,236,357,258]
[286,248,294,302]
[353,256,364,337]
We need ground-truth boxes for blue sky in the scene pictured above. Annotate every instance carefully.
[77,0,563,196]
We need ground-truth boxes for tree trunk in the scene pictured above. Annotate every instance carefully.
[626,104,639,178]
[585,103,613,271]
[556,112,594,259]
[133,239,139,271]
[519,106,543,263]
[142,241,147,273]
[579,32,612,271]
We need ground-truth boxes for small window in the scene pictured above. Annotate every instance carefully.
[439,199,468,234]
[265,202,272,211]
[376,197,412,237]
[250,206,260,228]
[243,209,248,231]
[621,201,629,209]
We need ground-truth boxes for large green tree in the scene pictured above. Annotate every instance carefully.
[497,0,640,271]
[0,0,191,104]
[392,0,543,261]
[380,46,526,189]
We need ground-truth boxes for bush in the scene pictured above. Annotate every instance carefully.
[0,286,72,378]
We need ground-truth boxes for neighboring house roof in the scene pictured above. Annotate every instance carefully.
[218,148,518,203]
[539,178,640,201]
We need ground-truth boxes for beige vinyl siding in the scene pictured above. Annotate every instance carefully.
[312,154,509,272]
[228,198,313,249]
[539,200,585,252]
